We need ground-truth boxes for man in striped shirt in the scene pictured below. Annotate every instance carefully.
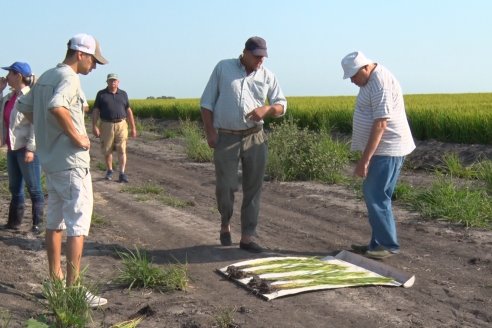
[341,51,415,259]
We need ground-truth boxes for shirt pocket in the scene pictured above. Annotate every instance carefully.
[70,93,84,113]
[249,80,268,101]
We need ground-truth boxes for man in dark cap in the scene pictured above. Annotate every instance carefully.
[200,36,287,253]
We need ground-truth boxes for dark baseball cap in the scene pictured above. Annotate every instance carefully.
[245,36,268,57]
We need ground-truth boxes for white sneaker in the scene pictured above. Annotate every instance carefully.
[85,290,108,308]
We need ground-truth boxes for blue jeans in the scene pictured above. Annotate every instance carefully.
[362,155,404,253]
[7,148,44,224]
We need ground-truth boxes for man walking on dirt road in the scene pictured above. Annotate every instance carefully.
[17,33,109,307]
[341,51,415,259]
[92,73,137,183]
[200,36,287,253]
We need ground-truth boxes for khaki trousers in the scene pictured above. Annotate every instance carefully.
[214,130,267,236]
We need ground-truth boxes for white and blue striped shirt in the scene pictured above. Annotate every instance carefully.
[351,64,415,156]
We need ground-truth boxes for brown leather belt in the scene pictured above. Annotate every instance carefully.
[218,125,263,136]
[102,118,125,123]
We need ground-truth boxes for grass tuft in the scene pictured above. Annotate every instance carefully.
[41,268,102,328]
[474,160,492,192]
[180,120,213,162]
[213,307,239,328]
[91,212,107,227]
[0,309,12,328]
[121,182,193,207]
[267,118,350,183]
[115,247,188,292]
[439,153,477,179]
[404,177,492,228]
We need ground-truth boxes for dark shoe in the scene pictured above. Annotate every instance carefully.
[105,170,113,180]
[118,173,129,183]
[351,244,369,253]
[3,224,20,230]
[32,201,44,226]
[31,225,41,234]
[220,232,232,246]
[239,241,263,253]
[7,202,24,227]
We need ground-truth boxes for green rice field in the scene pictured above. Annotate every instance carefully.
[89,93,492,144]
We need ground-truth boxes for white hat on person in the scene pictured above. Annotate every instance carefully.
[341,51,373,79]
[68,33,108,65]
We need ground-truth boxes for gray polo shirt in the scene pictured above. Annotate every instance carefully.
[200,58,287,130]
[17,63,90,173]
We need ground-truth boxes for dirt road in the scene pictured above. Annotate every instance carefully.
[0,124,491,327]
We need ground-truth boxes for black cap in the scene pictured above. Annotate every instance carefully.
[245,36,268,57]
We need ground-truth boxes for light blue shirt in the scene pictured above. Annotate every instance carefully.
[17,63,90,173]
[200,57,287,130]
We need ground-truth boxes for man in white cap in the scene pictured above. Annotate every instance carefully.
[200,36,287,253]
[17,33,108,307]
[341,51,415,259]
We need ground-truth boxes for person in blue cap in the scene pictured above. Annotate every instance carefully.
[0,62,44,234]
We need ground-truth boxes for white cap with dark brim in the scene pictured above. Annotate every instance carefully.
[68,33,109,65]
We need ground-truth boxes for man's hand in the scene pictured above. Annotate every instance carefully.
[79,134,90,151]
[354,159,369,178]
[93,126,100,138]
[205,130,218,148]
[24,151,34,163]
[246,106,270,122]
[354,118,387,178]
[246,104,284,122]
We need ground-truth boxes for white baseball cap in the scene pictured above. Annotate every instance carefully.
[68,33,108,65]
[341,51,373,79]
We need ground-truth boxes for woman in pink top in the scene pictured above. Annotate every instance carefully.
[0,62,44,233]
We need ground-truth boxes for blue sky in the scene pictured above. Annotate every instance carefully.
[1,0,490,99]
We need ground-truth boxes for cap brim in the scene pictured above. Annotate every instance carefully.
[94,39,108,65]
[251,49,268,57]
[94,54,108,65]
[343,71,355,79]
[343,64,366,79]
